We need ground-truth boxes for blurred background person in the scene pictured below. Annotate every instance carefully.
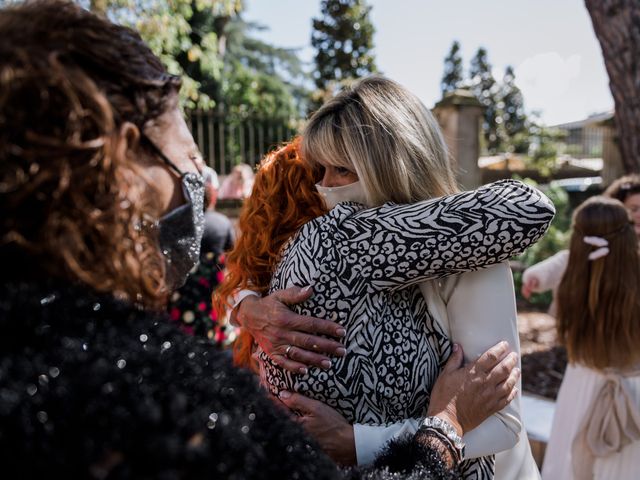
[521,174,640,315]
[541,197,640,480]
[218,163,254,200]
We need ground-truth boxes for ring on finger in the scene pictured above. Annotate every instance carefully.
[285,345,294,359]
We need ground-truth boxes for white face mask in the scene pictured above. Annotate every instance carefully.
[315,181,368,209]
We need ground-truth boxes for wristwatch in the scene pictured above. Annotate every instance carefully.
[421,415,465,461]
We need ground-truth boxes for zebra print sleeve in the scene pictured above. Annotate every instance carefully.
[334,179,555,291]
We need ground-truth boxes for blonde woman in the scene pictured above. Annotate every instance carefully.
[226,77,555,479]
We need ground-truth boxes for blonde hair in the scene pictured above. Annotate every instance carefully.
[301,76,458,205]
[556,196,640,370]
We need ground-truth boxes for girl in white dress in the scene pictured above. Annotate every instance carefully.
[542,196,640,480]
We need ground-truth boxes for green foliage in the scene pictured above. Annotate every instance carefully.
[439,44,535,158]
[0,0,225,107]
[442,43,567,175]
[112,0,242,109]
[470,47,502,154]
[220,17,309,118]
[311,0,377,94]
[500,66,527,144]
[214,16,308,165]
[441,41,463,95]
[16,0,309,116]
[524,120,567,176]
[512,178,571,307]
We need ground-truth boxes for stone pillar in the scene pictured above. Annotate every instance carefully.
[432,89,484,189]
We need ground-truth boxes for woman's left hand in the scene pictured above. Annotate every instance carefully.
[278,390,357,466]
[427,342,520,435]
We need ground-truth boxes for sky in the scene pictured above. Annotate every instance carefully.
[243,0,614,126]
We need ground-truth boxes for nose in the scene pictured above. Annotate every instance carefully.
[321,169,336,188]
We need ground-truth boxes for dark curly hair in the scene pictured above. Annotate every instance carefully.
[0,0,182,307]
[603,174,640,203]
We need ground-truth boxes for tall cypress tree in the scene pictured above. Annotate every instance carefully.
[311,0,377,91]
[500,66,528,147]
[470,47,501,153]
[441,40,464,95]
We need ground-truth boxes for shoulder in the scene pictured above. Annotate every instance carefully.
[205,211,232,229]
[0,282,338,478]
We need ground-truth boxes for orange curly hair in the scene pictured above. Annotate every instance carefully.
[214,138,327,368]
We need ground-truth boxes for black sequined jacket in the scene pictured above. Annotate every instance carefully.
[0,279,456,480]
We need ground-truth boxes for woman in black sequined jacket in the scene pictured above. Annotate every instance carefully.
[0,2,516,478]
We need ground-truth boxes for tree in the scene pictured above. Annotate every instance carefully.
[219,17,309,117]
[585,0,640,173]
[527,121,565,175]
[469,47,502,153]
[64,0,308,116]
[90,0,242,109]
[499,66,528,152]
[311,0,377,92]
[441,41,464,95]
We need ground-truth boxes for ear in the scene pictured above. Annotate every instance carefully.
[117,122,152,166]
[119,121,141,149]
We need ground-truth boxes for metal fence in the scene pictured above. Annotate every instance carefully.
[187,110,301,175]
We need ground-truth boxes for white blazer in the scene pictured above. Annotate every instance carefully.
[354,263,541,479]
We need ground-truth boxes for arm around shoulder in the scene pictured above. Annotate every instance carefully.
[521,249,569,294]
[339,179,556,290]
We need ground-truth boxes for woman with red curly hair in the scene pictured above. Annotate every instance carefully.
[216,138,327,366]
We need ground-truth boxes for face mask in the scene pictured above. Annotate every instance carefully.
[315,181,368,210]
[143,135,206,289]
[158,172,205,289]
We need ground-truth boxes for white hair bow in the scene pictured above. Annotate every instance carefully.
[584,236,609,261]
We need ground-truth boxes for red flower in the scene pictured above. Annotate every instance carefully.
[169,307,181,321]
[198,277,211,288]
[197,302,207,312]
[215,327,226,343]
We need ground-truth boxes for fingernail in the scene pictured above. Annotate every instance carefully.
[515,367,521,376]
[299,367,308,375]
[336,347,347,357]
[336,328,346,337]
[301,285,311,293]
[321,359,332,369]
[452,343,459,352]
[279,390,292,399]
